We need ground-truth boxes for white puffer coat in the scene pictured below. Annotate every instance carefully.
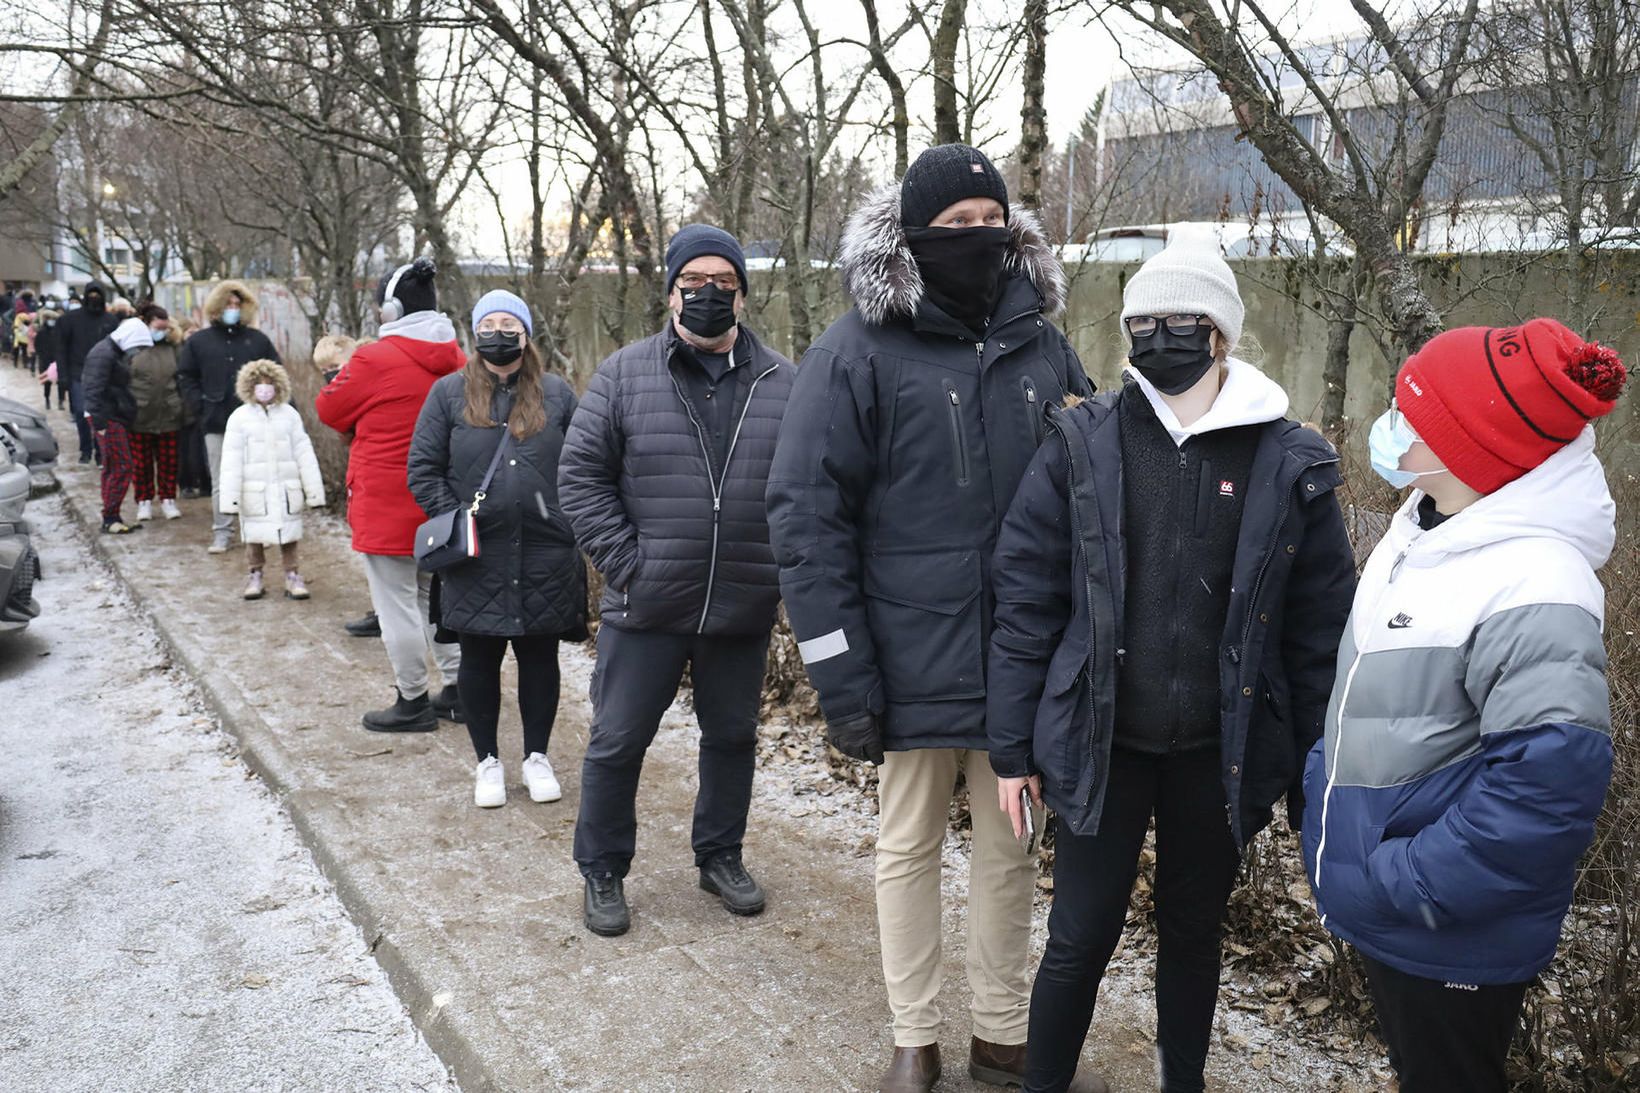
[219,359,325,545]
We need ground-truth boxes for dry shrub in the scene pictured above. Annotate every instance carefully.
[286,355,350,501]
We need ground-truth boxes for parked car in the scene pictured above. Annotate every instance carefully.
[0,425,40,634]
[0,395,60,478]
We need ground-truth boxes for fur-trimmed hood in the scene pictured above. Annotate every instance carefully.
[838,182,1068,326]
[204,280,260,326]
[234,358,291,405]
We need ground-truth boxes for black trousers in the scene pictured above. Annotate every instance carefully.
[456,633,562,762]
[573,624,769,878]
[1361,954,1529,1093]
[1025,746,1241,1093]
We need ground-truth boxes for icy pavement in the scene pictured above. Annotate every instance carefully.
[0,493,455,1093]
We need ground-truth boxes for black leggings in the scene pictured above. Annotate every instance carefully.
[456,633,562,762]
[1025,746,1241,1093]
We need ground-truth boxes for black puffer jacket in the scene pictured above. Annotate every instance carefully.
[558,324,794,636]
[81,336,136,430]
[766,186,1094,752]
[177,322,281,434]
[408,369,586,638]
[986,388,1357,848]
[55,294,118,386]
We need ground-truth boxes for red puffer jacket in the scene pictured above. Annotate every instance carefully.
[316,326,465,555]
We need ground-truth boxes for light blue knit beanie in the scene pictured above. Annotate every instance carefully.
[471,289,533,335]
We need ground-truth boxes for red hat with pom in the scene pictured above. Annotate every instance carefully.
[1395,318,1627,493]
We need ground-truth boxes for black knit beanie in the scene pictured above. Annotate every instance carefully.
[900,144,1009,229]
[377,256,438,316]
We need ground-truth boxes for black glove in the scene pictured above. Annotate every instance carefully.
[826,712,885,765]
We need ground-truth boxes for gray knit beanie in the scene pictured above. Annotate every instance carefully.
[1120,229,1244,352]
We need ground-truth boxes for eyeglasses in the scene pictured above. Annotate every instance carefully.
[1125,314,1213,338]
[476,319,526,335]
[676,271,741,292]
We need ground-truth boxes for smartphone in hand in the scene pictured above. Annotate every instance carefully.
[1018,786,1039,855]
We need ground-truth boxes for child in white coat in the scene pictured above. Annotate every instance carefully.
[219,358,326,600]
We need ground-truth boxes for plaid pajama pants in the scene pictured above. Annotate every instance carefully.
[99,421,135,521]
[130,430,179,502]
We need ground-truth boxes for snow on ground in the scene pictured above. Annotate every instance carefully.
[0,493,456,1093]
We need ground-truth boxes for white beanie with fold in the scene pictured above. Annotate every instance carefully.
[1120,228,1245,352]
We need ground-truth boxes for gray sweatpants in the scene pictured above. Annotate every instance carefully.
[360,552,460,700]
[203,431,234,535]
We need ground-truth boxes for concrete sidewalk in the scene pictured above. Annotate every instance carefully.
[8,366,1367,1092]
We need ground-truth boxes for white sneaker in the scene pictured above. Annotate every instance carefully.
[474,756,506,808]
[135,500,153,521]
[207,530,231,554]
[159,498,181,520]
[521,752,562,803]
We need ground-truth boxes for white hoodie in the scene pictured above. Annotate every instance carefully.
[1125,356,1291,446]
[112,316,155,355]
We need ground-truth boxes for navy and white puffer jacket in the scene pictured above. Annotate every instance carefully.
[1303,427,1616,985]
[558,324,794,636]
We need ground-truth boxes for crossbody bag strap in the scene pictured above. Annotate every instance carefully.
[469,420,512,515]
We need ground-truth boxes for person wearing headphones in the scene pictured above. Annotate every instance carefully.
[316,258,466,733]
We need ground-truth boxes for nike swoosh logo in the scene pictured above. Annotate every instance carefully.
[1387,620,1412,629]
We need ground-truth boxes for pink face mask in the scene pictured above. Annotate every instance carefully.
[254,383,276,404]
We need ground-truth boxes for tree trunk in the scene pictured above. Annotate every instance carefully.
[931,0,966,146]
[1018,0,1048,208]
[861,0,909,177]
[1321,256,1365,434]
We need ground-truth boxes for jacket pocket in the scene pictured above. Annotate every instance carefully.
[242,483,268,517]
[864,549,984,701]
[941,380,971,488]
[286,484,306,515]
[1038,640,1090,791]
[1021,377,1043,447]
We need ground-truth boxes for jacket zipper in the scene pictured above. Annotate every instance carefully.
[943,379,972,487]
[669,361,779,634]
[1022,377,1041,445]
[1312,540,1408,917]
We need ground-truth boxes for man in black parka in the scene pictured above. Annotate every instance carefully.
[55,281,120,462]
[558,224,794,938]
[766,145,1096,1093]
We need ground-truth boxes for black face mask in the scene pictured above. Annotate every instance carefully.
[84,295,106,315]
[475,330,523,366]
[1128,323,1216,395]
[676,283,738,339]
[904,225,1011,333]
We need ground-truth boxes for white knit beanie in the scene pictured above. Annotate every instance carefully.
[1120,228,1244,352]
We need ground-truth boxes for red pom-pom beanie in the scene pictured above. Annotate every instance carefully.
[1395,318,1628,493]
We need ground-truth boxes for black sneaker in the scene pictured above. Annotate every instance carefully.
[77,451,92,465]
[344,610,381,638]
[361,689,437,733]
[431,684,464,724]
[699,853,766,916]
[584,873,630,937]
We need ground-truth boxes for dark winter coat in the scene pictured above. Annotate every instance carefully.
[408,369,587,638]
[176,281,280,434]
[130,326,189,433]
[55,297,118,387]
[558,324,794,637]
[766,185,1094,752]
[32,312,60,371]
[986,388,1356,848]
[81,336,136,430]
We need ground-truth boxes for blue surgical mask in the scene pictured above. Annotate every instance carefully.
[151,328,166,343]
[222,307,241,326]
[1368,407,1447,489]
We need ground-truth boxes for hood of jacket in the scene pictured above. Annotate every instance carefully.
[838,183,1067,326]
[1125,357,1291,446]
[1386,425,1615,572]
[234,357,292,406]
[204,280,260,326]
[378,310,459,349]
[112,316,154,354]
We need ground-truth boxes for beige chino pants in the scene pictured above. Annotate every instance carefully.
[875,746,1040,1048]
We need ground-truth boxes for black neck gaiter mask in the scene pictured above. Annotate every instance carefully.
[1128,323,1216,395]
[904,226,1011,334]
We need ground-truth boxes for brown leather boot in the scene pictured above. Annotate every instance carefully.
[968,1036,1112,1093]
[880,1043,941,1093]
[969,1036,1027,1085]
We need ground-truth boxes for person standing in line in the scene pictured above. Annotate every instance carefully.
[559,225,793,938]
[55,281,120,463]
[32,306,61,411]
[766,145,1097,1093]
[986,232,1357,1093]
[218,359,325,600]
[1305,320,1624,1093]
[176,281,282,553]
[409,291,586,808]
[316,258,464,732]
[125,302,189,523]
[83,306,174,534]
